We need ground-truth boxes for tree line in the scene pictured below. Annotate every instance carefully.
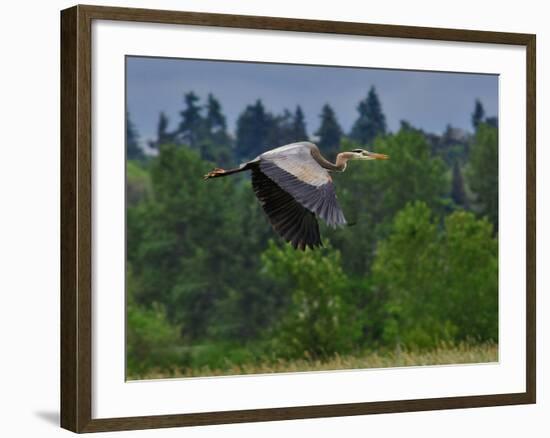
[126,88,498,376]
[128,86,389,163]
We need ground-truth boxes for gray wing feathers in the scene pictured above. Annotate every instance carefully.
[251,166,322,250]
[260,142,330,187]
[260,160,347,228]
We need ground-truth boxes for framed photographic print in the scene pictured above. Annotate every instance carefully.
[60,4,536,433]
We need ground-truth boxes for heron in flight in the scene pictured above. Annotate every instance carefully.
[204,141,388,250]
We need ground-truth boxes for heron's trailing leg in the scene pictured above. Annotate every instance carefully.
[203,168,226,179]
[203,163,252,180]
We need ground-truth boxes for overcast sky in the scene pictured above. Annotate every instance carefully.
[126,56,498,146]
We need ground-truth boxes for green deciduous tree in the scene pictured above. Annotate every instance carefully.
[129,144,237,337]
[127,144,271,341]
[126,267,185,376]
[327,128,449,275]
[261,241,362,359]
[126,160,152,207]
[373,202,443,347]
[443,210,498,342]
[373,202,498,348]
[350,86,387,145]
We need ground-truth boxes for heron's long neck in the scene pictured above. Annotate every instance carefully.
[312,149,352,172]
[334,153,354,171]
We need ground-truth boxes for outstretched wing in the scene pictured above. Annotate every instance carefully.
[251,165,321,250]
[259,142,347,227]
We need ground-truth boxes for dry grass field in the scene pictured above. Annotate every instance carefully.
[130,342,498,380]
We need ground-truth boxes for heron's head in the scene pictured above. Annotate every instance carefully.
[349,149,389,161]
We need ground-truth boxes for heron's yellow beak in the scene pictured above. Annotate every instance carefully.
[368,152,389,160]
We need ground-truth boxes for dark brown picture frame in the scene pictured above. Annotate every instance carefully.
[60,4,536,433]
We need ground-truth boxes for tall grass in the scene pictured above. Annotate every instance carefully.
[128,342,497,380]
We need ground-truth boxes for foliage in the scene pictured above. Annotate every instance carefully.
[451,160,468,208]
[442,210,498,341]
[429,124,471,166]
[327,128,449,275]
[373,202,498,348]
[261,241,363,359]
[126,160,152,207]
[126,267,185,376]
[127,144,275,342]
[466,123,499,229]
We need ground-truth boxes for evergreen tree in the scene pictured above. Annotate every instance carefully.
[236,99,271,160]
[451,161,468,208]
[151,111,172,148]
[127,111,145,161]
[265,106,308,148]
[268,109,294,146]
[429,124,471,165]
[205,93,227,132]
[466,123,499,229]
[399,120,415,131]
[177,91,203,148]
[202,94,233,166]
[485,116,498,129]
[315,104,343,158]
[350,86,387,145]
[292,105,308,141]
[471,99,485,130]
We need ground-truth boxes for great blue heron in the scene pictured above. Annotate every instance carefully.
[204,141,389,250]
